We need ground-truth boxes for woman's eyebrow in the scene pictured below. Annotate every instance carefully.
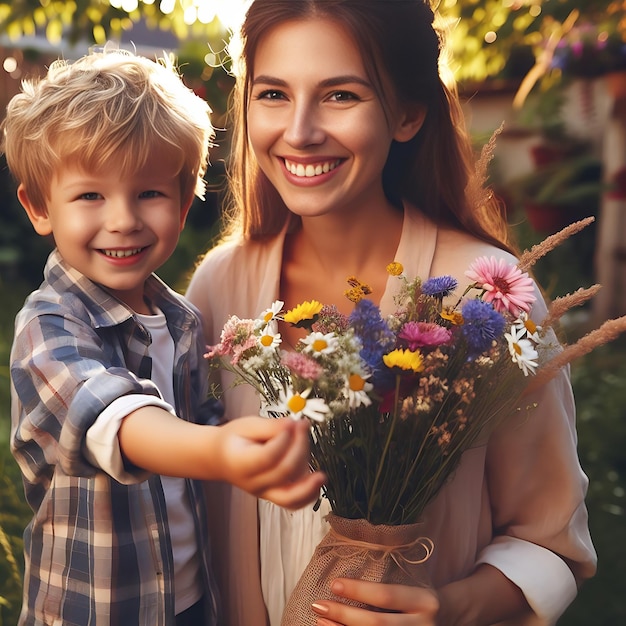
[252,75,288,87]
[252,74,372,89]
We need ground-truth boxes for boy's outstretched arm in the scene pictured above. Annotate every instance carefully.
[118,407,325,510]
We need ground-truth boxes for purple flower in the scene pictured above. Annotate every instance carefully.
[349,299,396,389]
[461,299,506,356]
[422,275,458,299]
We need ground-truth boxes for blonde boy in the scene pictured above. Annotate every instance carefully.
[2,49,322,626]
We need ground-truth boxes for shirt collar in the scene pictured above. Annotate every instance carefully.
[43,249,198,330]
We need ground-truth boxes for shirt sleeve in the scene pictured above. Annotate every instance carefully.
[84,394,176,484]
[481,290,597,624]
[476,536,577,624]
[11,309,163,482]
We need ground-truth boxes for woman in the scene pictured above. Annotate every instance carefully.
[186,1,596,624]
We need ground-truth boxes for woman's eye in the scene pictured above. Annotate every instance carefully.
[255,89,286,101]
[329,91,359,102]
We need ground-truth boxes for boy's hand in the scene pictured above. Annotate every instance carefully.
[212,416,326,510]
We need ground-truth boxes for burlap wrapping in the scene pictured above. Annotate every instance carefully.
[280,513,433,625]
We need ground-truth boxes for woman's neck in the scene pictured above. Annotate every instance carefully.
[291,202,403,275]
[280,202,404,320]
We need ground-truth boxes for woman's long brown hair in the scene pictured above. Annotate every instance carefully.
[222,0,514,253]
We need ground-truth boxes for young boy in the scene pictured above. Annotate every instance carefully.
[2,48,324,625]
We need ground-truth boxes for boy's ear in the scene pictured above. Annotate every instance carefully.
[393,104,427,143]
[17,184,53,236]
[179,193,195,230]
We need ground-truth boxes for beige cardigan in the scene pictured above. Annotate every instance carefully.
[186,207,596,626]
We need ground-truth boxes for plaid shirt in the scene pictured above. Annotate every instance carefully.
[10,250,220,626]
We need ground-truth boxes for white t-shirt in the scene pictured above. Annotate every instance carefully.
[84,309,202,615]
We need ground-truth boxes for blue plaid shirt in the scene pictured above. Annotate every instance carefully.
[10,250,220,625]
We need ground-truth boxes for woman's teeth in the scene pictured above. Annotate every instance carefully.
[284,159,340,178]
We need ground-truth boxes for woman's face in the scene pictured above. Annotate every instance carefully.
[247,17,415,220]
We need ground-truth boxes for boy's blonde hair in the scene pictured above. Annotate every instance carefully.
[1,47,214,210]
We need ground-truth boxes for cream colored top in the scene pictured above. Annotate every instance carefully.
[186,207,596,626]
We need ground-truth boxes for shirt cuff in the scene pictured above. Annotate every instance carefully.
[476,536,577,625]
[84,394,176,484]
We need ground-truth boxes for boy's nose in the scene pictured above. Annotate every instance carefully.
[105,200,143,233]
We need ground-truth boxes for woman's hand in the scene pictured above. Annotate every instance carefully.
[309,564,531,625]
[311,579,439,625]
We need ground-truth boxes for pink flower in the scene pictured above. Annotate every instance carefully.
[281,351,324,381]
[398,321,452,350]
[208,316,257,365]
[465,256,536,316]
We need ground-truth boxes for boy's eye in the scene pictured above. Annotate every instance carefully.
[140,190,162,199]
[79,192,101,201]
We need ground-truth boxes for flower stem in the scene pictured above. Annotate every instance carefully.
[368,375,401,519]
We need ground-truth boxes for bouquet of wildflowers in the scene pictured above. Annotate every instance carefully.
[207,218,626,527]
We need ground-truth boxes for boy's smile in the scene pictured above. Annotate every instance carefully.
[19,149,190,314]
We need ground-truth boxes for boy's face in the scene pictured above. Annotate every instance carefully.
[19,149,191,314]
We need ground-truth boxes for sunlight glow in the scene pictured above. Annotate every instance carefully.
[160,0,176,15]
[3,56,17,73]
[121,0,139,12]
[142,0,248,28]
[484,31,497,44]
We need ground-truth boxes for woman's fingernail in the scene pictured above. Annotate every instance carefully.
[311,602,329,615]
[330,580,344,595]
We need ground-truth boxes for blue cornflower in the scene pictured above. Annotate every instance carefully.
[349,299,396,389]
[422,275,458,299]
[461,298,506,356]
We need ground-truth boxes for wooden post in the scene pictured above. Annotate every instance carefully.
[594,90,626,323]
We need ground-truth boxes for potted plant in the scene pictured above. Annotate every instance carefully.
[508,152,605,234]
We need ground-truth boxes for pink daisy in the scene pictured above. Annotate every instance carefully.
[398,321,452,350]
[465,256,536,316]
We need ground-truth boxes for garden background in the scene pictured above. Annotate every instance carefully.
[1,1,626,624]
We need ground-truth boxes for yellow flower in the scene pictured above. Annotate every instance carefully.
[386,262,404,276]
[440,308,464,325]
[383,349,424,372]
[344,286,365,303]
[344,276,372,303]
[284,300,323,327]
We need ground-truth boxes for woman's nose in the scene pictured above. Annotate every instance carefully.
[283,102,325,148]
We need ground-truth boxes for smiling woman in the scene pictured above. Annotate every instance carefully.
[186,1,596,625]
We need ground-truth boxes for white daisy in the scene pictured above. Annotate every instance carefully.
[301,331,339,356]
[258,326,282,352]
[344,372,373,409]
[265,386,330,422]
[512,312,542,343]
[256,300,284,329]
[505,325,539,376]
